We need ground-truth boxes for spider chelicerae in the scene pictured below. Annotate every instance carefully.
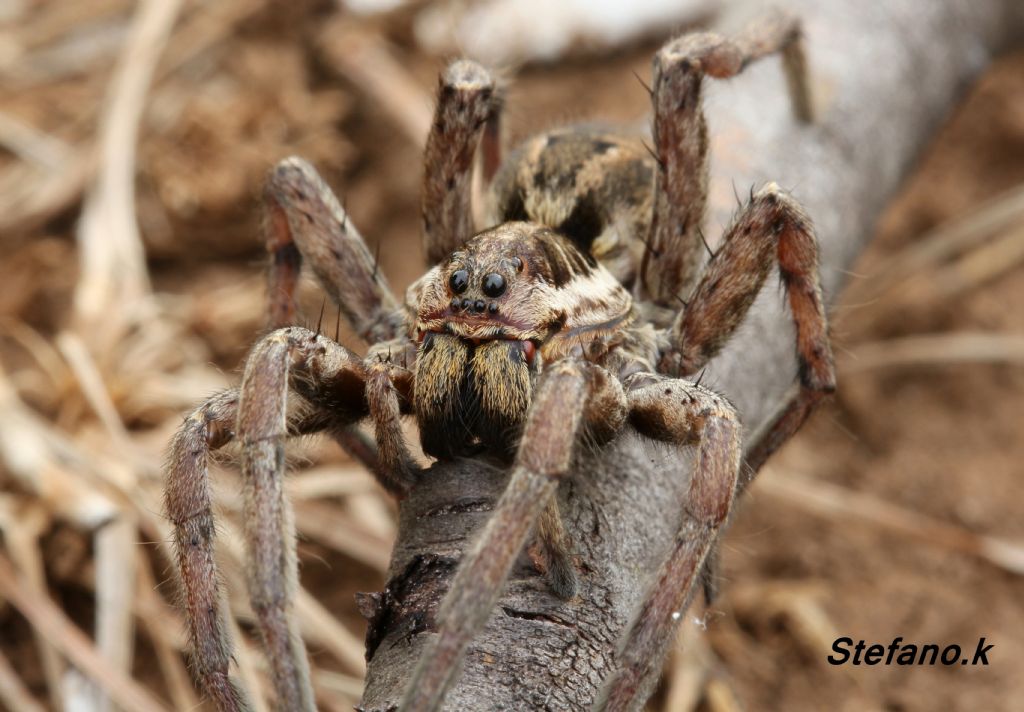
[165,10,834,712]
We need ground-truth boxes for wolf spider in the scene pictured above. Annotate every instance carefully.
[165,10,834,712]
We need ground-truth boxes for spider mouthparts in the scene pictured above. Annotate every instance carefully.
[522,340,536,366]
[462,336,536,365]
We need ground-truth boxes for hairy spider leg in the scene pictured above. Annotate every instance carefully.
[595,374,741,711]
[663,183,836,480]
[639,9,813,307]
[365,359,420,490]
[165,329,369,712]
[262,157,421,490]
[262,157,404,342]
[480,85,504,186]
[422,60,499,265]
[400,360,627,712]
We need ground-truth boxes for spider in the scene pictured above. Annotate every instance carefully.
[165,9,834,712]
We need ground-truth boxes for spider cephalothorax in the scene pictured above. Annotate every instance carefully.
[413,223,633,456]
[166,10,834,712]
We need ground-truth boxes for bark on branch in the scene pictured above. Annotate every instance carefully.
[359,2,1024,709]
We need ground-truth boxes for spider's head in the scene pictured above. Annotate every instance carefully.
[412,222,630,458]
[414,221,607,349]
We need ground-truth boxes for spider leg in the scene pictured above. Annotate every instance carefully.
[480,88,503,186]
[167,390,250,712]
[660,183,835,468]
[365,358,420,492]
[422,60,499,265]
[399,360,626,712]
[742,376,828,487]
[639,9,812,306]
[165,328,369,711]
[595,374,741,712]
[537,496,578,600]
[263,157,420,478]
[235,327,379,711]
[262,156,403,343]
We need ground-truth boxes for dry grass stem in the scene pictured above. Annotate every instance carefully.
[286,466,381,500]
[756,469,1024,575]
[0,499,64,708]
[226,615,271,712]
[12,0,129,61]
[0,152,94,236]
[54,332,131,447]
[841,332,1024,374]
[295,591,368,676]
[93,516,138,712]
[663,621,712,712]
[911,224,1024,302]
[0,111,71,168]
[0,365,120,527]
[843,182,1024,311]
[704,678,744,712]
[313,670,364,703]
[135,552,201,712]
[0,647,48,712]
[293,500,393,572]
[728,581,838,659]
[0,552,171,712]
[318,19,433,149]
[158,0,268,81]
[74,0,183,337]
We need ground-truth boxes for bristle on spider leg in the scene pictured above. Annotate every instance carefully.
[632,69,654,97]
[315,298,326,337]
[372,239,382,282]
[637,229,663,260]
[640,139,666,171]
[698,228,715,260]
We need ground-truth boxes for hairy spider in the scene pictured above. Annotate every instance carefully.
[165,10,834,712]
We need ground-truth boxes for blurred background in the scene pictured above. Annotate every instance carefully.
[0,1,1022,710]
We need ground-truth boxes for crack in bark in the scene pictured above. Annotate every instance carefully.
[501,606,576,628]
[361,553,457,662]
[419,497,496,518]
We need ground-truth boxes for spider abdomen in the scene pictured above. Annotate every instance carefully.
[487,127,655,287]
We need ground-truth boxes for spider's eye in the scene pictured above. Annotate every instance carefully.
[449,269,469,294]
[482,273,506,298]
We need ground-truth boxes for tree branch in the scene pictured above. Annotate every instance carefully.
[358,2,1024,709]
